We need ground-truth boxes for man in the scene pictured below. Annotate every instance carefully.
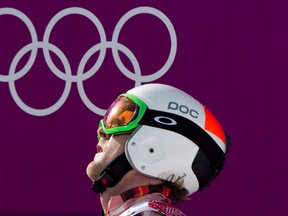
[86,83,231,216]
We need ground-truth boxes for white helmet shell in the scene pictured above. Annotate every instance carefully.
[125,84,229,196]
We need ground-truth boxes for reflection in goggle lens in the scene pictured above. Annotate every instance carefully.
[104,96,138,129]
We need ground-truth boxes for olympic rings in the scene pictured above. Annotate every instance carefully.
[0,6,177,116]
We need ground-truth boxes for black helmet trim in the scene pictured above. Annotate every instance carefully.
[139,108,227,172]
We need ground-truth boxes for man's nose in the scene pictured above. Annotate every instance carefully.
[97,127,111,140]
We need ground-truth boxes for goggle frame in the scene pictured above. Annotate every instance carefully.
[99,93,147,136]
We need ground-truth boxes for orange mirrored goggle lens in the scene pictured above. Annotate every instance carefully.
[103,96,138,129]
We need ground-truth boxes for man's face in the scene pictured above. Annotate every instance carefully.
[86,128,130,181]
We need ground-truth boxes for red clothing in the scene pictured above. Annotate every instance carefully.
[105,185,186,216]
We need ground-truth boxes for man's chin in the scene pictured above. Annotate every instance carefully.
[86,161,102,181]
[93,152,102,160]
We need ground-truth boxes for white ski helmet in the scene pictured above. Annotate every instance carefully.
[94,83,230,195]
[124,84,230,195]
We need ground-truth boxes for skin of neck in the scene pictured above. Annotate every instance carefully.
[100,170,162,214]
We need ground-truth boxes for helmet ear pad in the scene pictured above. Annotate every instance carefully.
[192,150,214,190]
[125,125,201,195]
[192,133,230,191]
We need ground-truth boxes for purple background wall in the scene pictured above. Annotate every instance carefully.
[0,0,287,215]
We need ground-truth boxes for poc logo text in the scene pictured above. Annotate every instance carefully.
[168,102,199,118]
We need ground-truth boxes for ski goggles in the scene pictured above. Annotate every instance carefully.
[99,94,147,135]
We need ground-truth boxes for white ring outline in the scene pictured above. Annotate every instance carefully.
[112,6,177,82]
[8,41,72,116]
[43,7,107,82]
[0,8,38,82]
[77,41,141,115]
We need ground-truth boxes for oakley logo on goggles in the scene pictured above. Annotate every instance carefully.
[99,94,147,135]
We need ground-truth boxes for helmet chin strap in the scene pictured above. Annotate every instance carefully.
[91,153,133,193]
